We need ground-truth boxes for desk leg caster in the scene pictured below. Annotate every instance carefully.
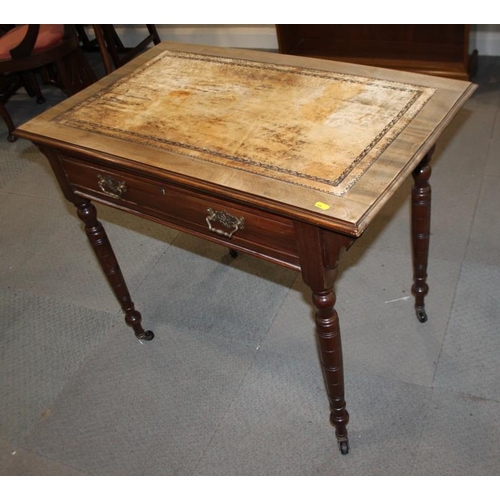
[332,417,350,456]
[416,307,428,323]
[229,248,238,258]
[338,438,350,455]
[136,330,155,341]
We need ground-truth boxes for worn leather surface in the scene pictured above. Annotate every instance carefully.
[55,50,436,196]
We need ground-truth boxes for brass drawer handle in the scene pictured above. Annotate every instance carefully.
[206,208,244,239]
[97,174,127,199]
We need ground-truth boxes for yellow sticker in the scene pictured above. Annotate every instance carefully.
[315,201,330,210]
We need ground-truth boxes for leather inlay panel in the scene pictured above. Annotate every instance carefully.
[53,50,436,196]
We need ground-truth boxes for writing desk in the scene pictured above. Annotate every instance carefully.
[15,42,476,455]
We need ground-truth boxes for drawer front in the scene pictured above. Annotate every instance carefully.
[61,156,299,266]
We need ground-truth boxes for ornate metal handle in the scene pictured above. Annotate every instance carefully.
[206,208,244,239]
[97,174,127,199]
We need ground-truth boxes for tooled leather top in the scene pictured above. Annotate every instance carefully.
[54,49,436,196]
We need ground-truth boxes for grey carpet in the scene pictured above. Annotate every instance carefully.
[1,54,500,475]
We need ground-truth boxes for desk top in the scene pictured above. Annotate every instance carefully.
[16,42,476,235]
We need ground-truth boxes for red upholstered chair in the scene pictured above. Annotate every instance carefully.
[0,24,97,142]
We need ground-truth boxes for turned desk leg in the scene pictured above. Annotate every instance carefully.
[296,222,353,455]
[411,147,434,323]
[76,199,154,341]
[312,277,350,455]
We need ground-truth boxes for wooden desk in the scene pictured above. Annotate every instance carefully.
[15,42,476,455]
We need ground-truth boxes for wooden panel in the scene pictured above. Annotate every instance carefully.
[277,25,475,81]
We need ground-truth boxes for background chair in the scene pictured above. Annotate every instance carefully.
[0,24,97,142]
[77,25,161,75]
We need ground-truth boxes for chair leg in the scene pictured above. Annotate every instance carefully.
[0,102,17,142]
[93,24,162,75]
[93,24,114,75]
[100,25,123,70]
[21,71,45,104]
[146,24,161,45]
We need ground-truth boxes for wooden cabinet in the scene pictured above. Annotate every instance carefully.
[276,25,477,80]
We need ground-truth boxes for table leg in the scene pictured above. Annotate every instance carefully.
[312,277,350,454]
[296,222,354,455]
[411,146,434,323]
[75,199,154,341]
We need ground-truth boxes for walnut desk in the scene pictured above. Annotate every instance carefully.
[15,42,476,455]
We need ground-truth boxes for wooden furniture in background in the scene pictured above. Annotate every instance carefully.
[77,25,161,75]
[277,25,478,80]
[0,24,96,142]
[15,42,475,455]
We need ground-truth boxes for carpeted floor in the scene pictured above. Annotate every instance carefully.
[1,51,500,476]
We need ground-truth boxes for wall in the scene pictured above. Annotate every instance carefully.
[112,24,500,56]
[471,24,500,55]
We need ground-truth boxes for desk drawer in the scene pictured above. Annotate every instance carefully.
[61,156,299,265]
